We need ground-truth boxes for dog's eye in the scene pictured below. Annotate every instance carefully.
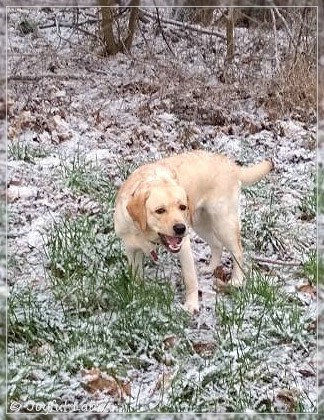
[155,208,166,214]
[179,205,187,211]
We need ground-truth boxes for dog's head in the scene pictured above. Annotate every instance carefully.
[126,180,192,253]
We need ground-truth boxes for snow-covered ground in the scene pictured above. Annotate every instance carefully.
[2,4,322,416]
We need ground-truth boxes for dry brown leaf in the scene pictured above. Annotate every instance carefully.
[120,381,132,398]
[192,341,217,356]
[307,319,317,332]
[276,388,298,411]
[298,368,315,377]
[163,335,177,349]
[81,368,131,400]
[296,283,316,298]
[8,126,17,140]
[85,376,117,394]
[150,371,173,395]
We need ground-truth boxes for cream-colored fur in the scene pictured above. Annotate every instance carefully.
[114,151,273,313]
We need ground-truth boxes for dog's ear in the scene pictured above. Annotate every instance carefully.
[186,194,194,225]
[126,190,150,231]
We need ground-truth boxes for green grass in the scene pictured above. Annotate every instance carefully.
[7,158,317,414]
[0,202,6,420]
[0,289,6,420]
[7,166,190,412]
[319,169,324,214]
[59,152,137,199]
[8,139,48,163]
[157,270,315,413]
[318,170,324,285]
[319,256,324,285]
[242,181,316,260]
[59,153,115,200]
[242,190,289,255]
[8,266,189,391]
[302,250,317,285]
[298,179,316,221]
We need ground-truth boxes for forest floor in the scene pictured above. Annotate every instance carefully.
[2,5,322,417]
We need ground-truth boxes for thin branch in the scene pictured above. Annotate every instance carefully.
[39,17,105,48]
[273,7,315,63]
[8,74,89,81]
[252,256,302,267]
[270,8,280,72]
[273,7,298,53]
[142,8,226,41]
[155,7,176,57]
[54,15,70,48]
[38,18,99,30]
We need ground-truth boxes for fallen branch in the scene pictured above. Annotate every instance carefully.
[8,74,89,81]
[141,8,226,41]
[38,18,99,30]
[252,256,302,267]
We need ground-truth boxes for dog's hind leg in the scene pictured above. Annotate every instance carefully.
[196,200,244,286]
[216,228,244,286]
[193,207,224,273]
[194,227,223,272]
[210,216,244,286]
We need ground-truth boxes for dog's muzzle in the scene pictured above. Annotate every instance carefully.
[158,233,184,253]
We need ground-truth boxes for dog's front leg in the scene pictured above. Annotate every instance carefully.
[125,246,144,278]
[178,236,199,314]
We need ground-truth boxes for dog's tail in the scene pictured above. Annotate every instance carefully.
[239,160,273,187]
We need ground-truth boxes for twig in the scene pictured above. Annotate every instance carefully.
[54,15,69,48]
[7,232,25,239]
[273,7,299,53]
[142,8,226,41]
[38,18,99,30]
[270,8,280,72]
[40,17,105,49]
[8,74,89,81]
[155,7,176,57]
[253,256,302,267]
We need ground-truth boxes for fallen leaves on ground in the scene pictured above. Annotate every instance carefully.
[275,388,299,411]
[81,367,131,400]
[163,334,177,349]
[150,371,174,396]
[296,282,316,299]
[192,341,217,357]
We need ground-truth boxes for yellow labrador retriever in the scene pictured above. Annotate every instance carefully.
[114,151,272,313]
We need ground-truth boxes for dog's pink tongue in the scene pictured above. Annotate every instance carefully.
[166,236,181,247]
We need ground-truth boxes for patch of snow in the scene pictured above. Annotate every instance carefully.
[85,149,114,163]
[7,185,38,202]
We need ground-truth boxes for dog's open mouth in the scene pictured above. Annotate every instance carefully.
[159,233,183,253]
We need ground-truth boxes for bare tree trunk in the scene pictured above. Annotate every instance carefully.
[124,0,140,50]
[225,7,235,64]
[98,0,140,55]
[99,0,119,55]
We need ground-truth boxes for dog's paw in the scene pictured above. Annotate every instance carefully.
[183,300,199,315]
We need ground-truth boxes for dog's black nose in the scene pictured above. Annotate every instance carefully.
[173,223,186,235]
